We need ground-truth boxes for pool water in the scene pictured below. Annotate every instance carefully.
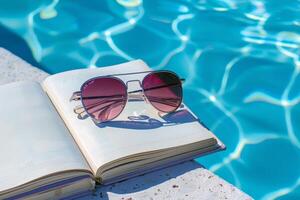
[1,0,300,199]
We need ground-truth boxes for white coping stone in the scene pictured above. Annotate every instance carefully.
[0,48,252,200]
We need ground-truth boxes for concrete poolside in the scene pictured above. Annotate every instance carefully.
[0,48,252,200]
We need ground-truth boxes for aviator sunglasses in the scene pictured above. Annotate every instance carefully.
[70,70,184,123]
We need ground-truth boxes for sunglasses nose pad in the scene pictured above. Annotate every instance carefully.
[143,95,149,104]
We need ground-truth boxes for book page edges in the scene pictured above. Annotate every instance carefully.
[96,137,217,176]
[101,143,224,184]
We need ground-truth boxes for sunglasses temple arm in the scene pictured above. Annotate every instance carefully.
[70,91,88,118]
[70,91,82,101]
[73,105,87,117]
[71,91,127,102]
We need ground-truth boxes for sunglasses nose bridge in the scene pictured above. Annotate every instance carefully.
[125,79,142,87]
[126,80,149,103]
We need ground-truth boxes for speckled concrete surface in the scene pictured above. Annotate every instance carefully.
[0,48,48,84]
[79,161,252,200]
[0,48,252,200]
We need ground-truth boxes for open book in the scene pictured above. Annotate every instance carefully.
[0,60,225,199]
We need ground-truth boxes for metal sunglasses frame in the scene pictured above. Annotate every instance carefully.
[70,70,185,123]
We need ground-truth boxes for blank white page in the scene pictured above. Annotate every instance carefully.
[0,81,91,193]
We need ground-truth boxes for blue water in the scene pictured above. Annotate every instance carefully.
[0,0,300,199]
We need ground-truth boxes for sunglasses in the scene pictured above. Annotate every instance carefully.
[70,70,184,123]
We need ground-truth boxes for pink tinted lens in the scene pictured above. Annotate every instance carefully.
[81,77,127,122]
[142,71,182,113]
